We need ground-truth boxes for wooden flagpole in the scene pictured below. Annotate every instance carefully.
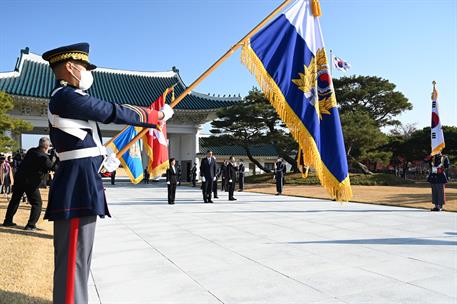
[115,0,293,158]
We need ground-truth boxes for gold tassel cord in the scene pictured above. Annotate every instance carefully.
[241,44,352,201]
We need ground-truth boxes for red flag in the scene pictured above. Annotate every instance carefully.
[144,87,174,177]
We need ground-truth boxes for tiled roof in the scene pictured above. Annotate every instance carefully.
[0,48,242,110]
[199,138,278,157]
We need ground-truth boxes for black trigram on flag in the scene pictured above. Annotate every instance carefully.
[432,101,436,108]
[432,132,437,139]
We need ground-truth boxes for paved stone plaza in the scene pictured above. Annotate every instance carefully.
[88,183,457,304]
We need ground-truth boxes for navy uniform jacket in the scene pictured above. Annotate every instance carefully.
[275,162,286,179]
[427,155,450,184]
[45,83,159,221]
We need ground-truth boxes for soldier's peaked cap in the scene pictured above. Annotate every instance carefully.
[42,42,96,70]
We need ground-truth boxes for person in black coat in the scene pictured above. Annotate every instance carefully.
[166,158,178,205]
[227,156,238,201]
[143,168,150,184]
[221,160,228,192]
[238,159,245,192]
[3,137,56,230]
[200,150,217,203]
[213,161,221,199]
[426,153,450,211]
[191,163,197,187]
[110,169,116,185]
[274,157,287,195]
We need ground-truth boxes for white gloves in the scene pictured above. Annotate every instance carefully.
[229,179,233,183]
[202,176,206,182]
[167,181,170,185]
[160,104,174,121]
[101,153,120,173]
[213,177,217,181]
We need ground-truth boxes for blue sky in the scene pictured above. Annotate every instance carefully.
[1,0,456,148]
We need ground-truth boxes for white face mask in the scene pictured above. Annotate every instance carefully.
[70,64,94,90]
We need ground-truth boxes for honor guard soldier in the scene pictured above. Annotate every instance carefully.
[274,157,287,195]
[426,153,450,211]
[42,43,174,304]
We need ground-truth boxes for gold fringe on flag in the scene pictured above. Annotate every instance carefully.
[148,160,170,178]
[241,44,352,201]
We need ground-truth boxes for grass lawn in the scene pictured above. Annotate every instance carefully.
[245,173,457,212]
[0,189,53,304]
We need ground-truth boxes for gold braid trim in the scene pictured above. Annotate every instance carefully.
[49,52,89,65]
[148,161,170,179]
[241,44,352,201]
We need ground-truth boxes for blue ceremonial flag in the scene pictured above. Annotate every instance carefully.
[108,126,144,184]
[241,0,352,200]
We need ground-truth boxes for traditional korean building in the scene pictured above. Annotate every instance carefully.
[0,47,242,179]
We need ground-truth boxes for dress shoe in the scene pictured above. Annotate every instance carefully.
[208,200,214,203]
[275,193,280,196]
[214,196,219,199]
[24,225,37,231]
[430,207,440,211]
[2,221,17,227]
[168,202,175,205]
[229,198,237,201]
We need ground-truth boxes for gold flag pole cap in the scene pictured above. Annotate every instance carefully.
[432,81,438,100]
[312,0,322,17]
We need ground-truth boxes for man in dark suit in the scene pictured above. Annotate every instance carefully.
[200,150,217,203]
[227,156,238,201]
[166,158,178,205]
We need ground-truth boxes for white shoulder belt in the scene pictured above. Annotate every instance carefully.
[48,87,107,161]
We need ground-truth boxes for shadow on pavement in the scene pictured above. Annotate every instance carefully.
[188,209,425,214]
[285,237,457,246]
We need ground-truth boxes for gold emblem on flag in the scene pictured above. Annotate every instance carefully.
[292,48,336,119]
